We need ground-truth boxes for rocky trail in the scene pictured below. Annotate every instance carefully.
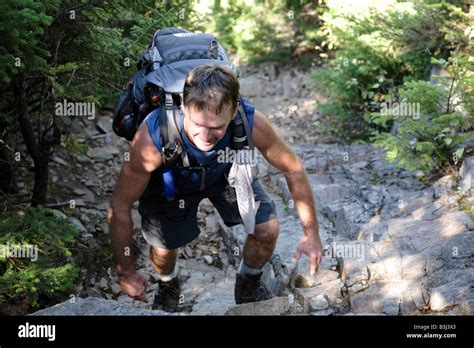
[31,62,473,316]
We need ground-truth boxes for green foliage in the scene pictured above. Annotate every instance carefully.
[207,0,325,64]
[63,134,87,156]
[0,206,79,310]
[313,0,471,143]
[313,0,473,176]
[367,52,473,175]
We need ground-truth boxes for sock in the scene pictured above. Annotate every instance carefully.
[156,265,178,282]
[238,259,264,276]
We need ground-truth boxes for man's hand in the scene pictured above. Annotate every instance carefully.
[119,271,149,302]
[292,233,324,276]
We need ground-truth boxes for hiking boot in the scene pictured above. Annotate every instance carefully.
[234,272,274,305]
[152,276,181,312]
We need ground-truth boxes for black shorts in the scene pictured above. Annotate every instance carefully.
[138,177,277,250]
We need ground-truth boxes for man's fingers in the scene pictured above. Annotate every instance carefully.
[292,246,302,264]
[309,255,317,276]
[133,286,147,302]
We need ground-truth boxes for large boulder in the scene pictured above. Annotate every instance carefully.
[31,297,172,316]
[459,156,474,195]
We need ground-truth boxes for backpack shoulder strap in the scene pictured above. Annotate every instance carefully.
[231,97,254,151]
[159,93,190,167]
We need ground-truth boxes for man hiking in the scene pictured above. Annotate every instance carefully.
[108,63,323,312]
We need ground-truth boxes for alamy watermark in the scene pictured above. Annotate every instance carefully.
[217,147,258,166]
[380,101,420,120]
[325,242,365,260]
[0,243,38,262]
[55,99,95,120]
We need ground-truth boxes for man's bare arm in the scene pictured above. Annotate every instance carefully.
[252,110,323,274]
[252,110,319,234]
[108,123,162,275]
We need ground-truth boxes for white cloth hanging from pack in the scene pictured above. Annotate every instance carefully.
[227,149,260,234]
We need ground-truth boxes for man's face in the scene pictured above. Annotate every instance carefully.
[182,102,237,152]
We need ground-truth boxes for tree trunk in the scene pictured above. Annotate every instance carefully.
[13,74,50,207]
[31,154,49,207]
[0,140,17,194]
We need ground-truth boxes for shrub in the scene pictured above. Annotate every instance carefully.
[0,206,79,311]
[367,52,473,175]
[313,0,471,143]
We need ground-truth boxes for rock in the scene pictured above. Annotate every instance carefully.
[190,278,236,315]
[357,215,387,242]
[366,241,403,282]
[96,118,113,134]
[74,199,86,207]
[387,212,473,251]
[239,75,265,98]
[401,284,429,314]
[111,283,121,296]
[205,215,219,233]
[277,176,292,204]
[401,253,426,280]
[68,217,87,234]
[31,297,171,316]
[459,156,473,195]
[225,297,299,315]
[380,187,434,219]
[74,284,84,294]
[297,269,339,288]
[359,185,389,207]
[432,175,456,200]
[447,299,473,315]
[295,279,344,306]
[51,209,68,220]
[308,173,334,186]
[383,298,400,315]
[428,269,473,292]
[184,246,194,258]
[99,277,108,290]
[87,146,119,162]
[131,209,141,229]
[314,184,350,208]
[322,201,370,239]
[73,188,87,196]
[341,258,370,287]
[53,156,69,166]
[180,260,220,304]
[346,282,370,295]
[86,288,102,298]
[429,277,472,312]
[203,255,213,265]
[117,294,134,303]
[310,308,335,316]
[422,232,474,279]
[76,155,91,164]
[270,218,303,282]
[410,199,448,221]
[349,282,405,315]
[308,295,329,311]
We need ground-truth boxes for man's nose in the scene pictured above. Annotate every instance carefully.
[200,128,212,140]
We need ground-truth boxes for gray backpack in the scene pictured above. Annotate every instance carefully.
[113,27,254,168]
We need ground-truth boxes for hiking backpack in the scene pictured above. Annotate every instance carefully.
[112,27,254,170]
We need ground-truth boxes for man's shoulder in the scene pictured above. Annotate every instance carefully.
[130,122,163,172]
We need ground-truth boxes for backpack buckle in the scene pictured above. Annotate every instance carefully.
[162,141,182,164]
